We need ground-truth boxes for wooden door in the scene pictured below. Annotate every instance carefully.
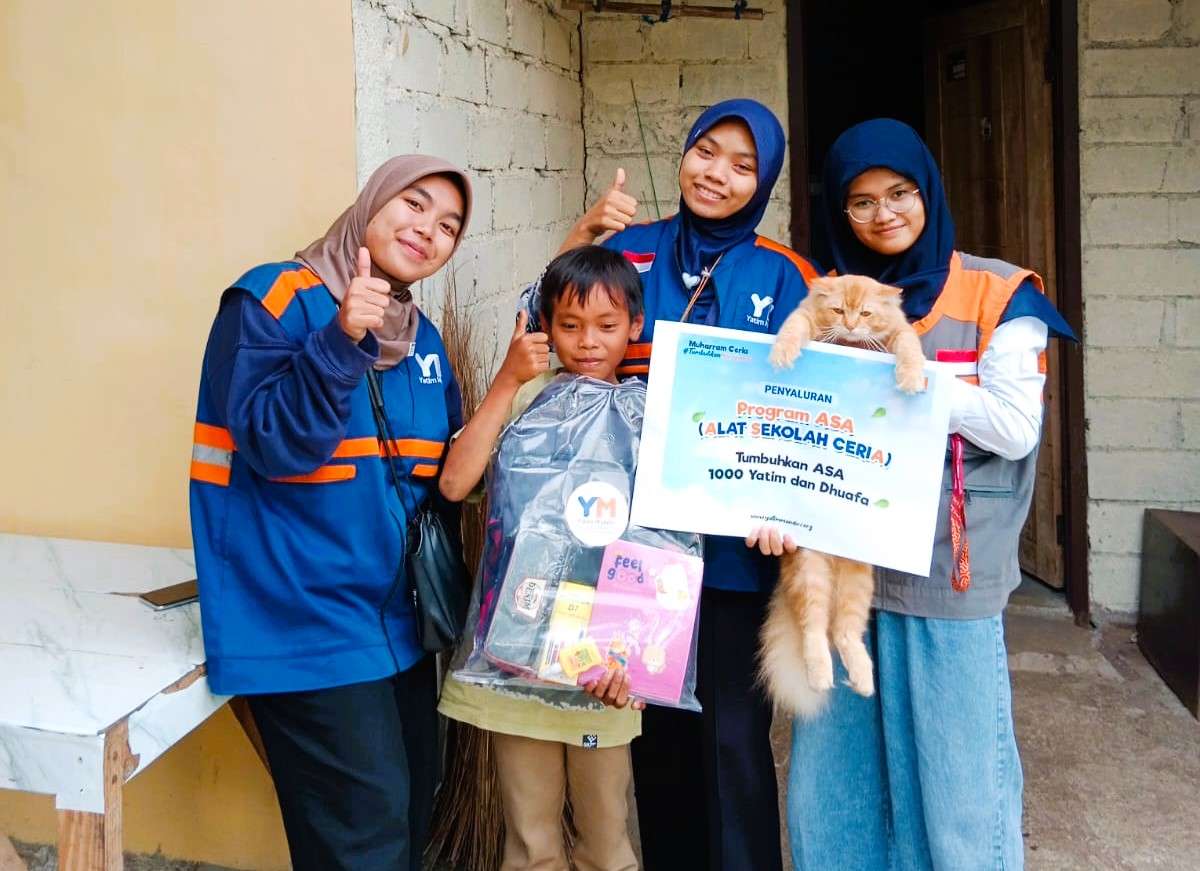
[925,0,1065,587]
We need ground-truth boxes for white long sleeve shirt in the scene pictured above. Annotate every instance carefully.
[947,316,1048,461]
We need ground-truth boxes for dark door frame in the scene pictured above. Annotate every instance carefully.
[785,0,810,252]
[785,0,1090,621]
[1049,0,1089,624]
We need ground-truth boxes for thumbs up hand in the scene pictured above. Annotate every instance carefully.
[337,247,394,343]
[579,167,639,240]
[496,310,551,388]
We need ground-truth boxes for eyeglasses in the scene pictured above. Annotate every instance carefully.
[845,188,921,223]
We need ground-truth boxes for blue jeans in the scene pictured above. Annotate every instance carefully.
[787,611,1024,871]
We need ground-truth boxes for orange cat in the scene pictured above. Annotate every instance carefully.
[768,274,925,391]
[760,274,926,716]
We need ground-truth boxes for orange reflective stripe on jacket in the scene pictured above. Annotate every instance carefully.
[331,436,445,460]
[191,423,235,486]
[332,437,383,459]
[190,460,232,487]
[190,424,444,487]
[382,438,444,460]
[194,422,235,451]
[381,440,444,483]
[261,267,323,320]
[618,342,653,376]
[272,465,358,484]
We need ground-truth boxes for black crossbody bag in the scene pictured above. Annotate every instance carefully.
[365,368,471,653]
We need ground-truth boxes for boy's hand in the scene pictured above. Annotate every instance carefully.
[745,525,798,556]
[580,168,639,239]
[583,666,646,711]
[338,247,392,343]
[497,311,550,386]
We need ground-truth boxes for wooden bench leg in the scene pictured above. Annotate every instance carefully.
[57,811,104,871]
[58,719,134,871]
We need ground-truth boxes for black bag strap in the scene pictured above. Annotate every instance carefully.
[364,368,447,520]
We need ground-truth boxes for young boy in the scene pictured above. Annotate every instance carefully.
[438,245,645,871]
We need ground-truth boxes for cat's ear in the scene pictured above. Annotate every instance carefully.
[875,283,903,297]
[808,276,836,297]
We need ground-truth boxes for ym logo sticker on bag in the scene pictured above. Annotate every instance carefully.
[566,481,629,546]
[415,352,443,384]
[747,293,774,326]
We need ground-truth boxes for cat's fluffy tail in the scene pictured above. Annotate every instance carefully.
[758,588,829,719]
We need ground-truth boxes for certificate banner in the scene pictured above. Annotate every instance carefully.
[630,322,953,577]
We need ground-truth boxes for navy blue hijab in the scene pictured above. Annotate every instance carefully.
[821,118,954,319]
[677,99,787,278]
[822,118,1075,338]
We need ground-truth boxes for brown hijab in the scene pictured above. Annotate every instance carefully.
[296,155,473,369]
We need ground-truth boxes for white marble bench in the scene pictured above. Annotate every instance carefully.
[0,533,233,871]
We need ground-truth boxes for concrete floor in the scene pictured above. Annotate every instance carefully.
[15,588,1200,870]
[768,585,1200,870]
[1007,611,1200,869]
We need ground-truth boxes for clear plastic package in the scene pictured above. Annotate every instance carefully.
[452,374,704,711]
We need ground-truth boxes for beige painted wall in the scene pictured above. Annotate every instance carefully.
[0,1,355,867]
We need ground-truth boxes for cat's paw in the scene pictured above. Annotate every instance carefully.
[895,363,926,394]
[834,633,876,697]
[769,338,802,371]
[844,661,875,698]
[805,650,835,692]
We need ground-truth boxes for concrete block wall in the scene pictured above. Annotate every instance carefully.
[1080,0,1200,613]
[353,0,584,374]
[580,0,791,242]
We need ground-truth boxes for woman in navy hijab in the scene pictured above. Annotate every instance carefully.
[552,98,821,871]
[782,119,1074,871]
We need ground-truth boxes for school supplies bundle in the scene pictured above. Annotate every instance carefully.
[452,374,704,711]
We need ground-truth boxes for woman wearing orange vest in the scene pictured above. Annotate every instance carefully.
[779,119,1075,870]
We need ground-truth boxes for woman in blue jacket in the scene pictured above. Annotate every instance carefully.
[189,155,471,871]
[551,98,820,871]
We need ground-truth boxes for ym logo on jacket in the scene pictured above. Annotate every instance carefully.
[746,293,774,327]
[415,352,443,384]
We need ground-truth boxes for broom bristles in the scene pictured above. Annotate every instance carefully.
[436,264,487,570]
[427,723,506,870]
[425,264,505,871]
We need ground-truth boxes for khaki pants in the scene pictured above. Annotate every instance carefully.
[492,732,638,871]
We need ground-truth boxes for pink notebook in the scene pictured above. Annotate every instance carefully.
[575,540,704,706]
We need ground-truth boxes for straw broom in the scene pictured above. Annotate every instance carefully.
[424,264,505,871]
